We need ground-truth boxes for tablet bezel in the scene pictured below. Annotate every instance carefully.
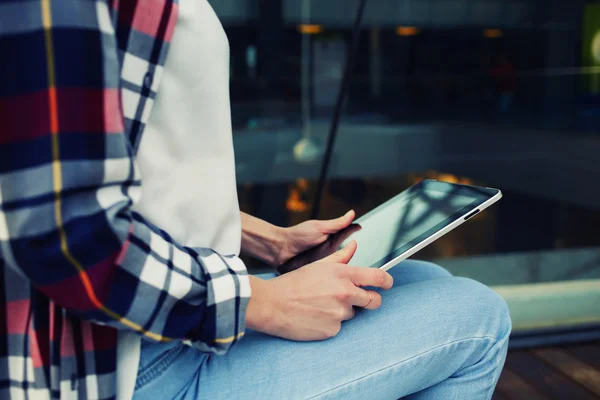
[359,179,502,270]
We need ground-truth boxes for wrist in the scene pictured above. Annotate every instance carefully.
[273,226,291,266]
[268,225,288,266]
[246,276,280,334]
[240,213,287,267]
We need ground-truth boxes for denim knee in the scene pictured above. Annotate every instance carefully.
[453,277,512,340]
[405,260,453,278]
[393,260,453,284]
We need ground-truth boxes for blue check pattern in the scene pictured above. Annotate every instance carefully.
[0,1,250,398]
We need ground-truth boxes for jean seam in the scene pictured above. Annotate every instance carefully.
[484,320,512,399]
[135,343,185,390]
[481,337,510,399]
[307,335,498,400]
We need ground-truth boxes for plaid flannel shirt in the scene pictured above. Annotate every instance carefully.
[0,1,251,398]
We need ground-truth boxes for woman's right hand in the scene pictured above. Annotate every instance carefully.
[246,241,394,341]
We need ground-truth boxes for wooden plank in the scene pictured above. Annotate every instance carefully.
[505,351,597,400]
[567,343,600,370]
[534,348,600,397]
[495,367,551,400]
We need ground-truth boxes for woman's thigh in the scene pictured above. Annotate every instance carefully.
[134,262,510,400]
[387,259,452,286]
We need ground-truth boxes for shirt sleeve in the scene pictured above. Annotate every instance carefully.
[0,0,250,354]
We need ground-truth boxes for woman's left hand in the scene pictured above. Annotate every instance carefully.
[277,210,355,265]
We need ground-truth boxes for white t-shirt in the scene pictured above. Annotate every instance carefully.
[117,1,242,398]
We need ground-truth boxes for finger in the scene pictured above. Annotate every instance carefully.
[342,307,356,321]
[348,267,394,290]
[329,223,362,248]
[346,222,362,235]
[348,288,382,310]
[318,210,355,234]
[321,240,357,264]
[363,290,383,310]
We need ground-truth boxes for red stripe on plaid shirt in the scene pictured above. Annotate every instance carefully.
[39,253,120,313]
[0,91,50,144]
[5,299,31,334]
[54,88,124,134]
[119,0,178,42]
[30,327,50,368]
[0,89,122,144]
[28,308,118,368]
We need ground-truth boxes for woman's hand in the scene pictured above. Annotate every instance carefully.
[246,241,394,341]
[276,210,355,265]
[276,222,362,274]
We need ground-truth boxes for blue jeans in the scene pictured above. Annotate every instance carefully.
[133,261,511,399]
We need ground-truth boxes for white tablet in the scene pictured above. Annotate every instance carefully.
[278,179,502,273]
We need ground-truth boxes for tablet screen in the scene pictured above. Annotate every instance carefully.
[278,180,499,273]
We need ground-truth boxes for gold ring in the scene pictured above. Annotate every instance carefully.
[363,291,372,308]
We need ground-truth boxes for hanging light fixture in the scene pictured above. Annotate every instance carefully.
[294,0,324,164]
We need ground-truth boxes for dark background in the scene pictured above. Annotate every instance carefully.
[210,0,600,281]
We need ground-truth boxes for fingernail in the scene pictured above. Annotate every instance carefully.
[345,210,354,217]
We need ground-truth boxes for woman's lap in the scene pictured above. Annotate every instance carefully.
[254,260,452,286]
[134,261,511,400]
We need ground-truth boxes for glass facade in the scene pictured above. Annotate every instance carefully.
[210,0,600,294]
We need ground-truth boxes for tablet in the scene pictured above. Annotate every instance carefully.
[277,179,502,274]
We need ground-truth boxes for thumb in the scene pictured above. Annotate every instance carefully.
[319,210,355,234]
[322,241,357,264]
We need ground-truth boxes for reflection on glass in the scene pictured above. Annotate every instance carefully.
[339,188,475,267]
[224,1,600,285]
